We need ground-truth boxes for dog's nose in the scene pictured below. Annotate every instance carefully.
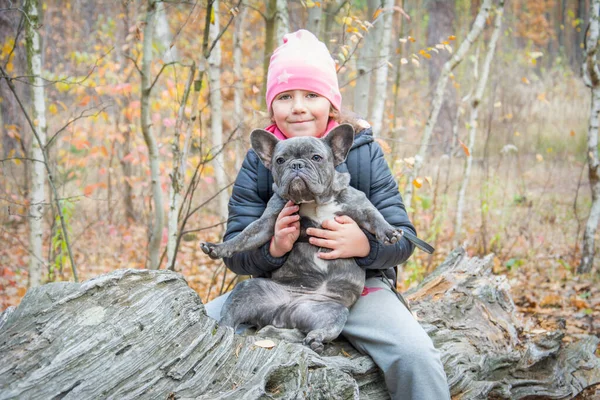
[291,161,305,170]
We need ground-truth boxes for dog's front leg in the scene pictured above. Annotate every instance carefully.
[201,194,287,259]
[339,189,404,245]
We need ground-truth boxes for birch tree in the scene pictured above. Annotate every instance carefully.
[140,0,164,269]
[306,3,322,37]
[233,5,248,170]
[455,1,504,241]
[275,0,289,43]
[369,0,394,135]
[166,65,196,271]
[155,1,178,63]
[354,0,379,119]
[207,0,228,222]
[24,0,47,287]
[404,0,493,210]
[579,0,600,274]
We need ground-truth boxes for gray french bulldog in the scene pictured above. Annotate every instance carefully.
[201,123,403,353]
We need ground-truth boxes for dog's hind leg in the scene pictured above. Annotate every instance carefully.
[220,278,291,330]
[280,300,349,354]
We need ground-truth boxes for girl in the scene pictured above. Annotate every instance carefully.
[205,29,450,400]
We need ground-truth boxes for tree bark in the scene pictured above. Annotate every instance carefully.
[404,0,493,210]
[275,0,289,44]
[207,0,229,224]
[579,0,600,274]
[140,0,164,269]
[1,249,599,399]
[24,0,47,288]
[369,0,394,136]
[455,1,504,241]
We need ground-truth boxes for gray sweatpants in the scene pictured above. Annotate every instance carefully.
[204,276,450,400]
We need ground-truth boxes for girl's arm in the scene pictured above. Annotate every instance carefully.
[222,150,288,276]
[354,142,416,270]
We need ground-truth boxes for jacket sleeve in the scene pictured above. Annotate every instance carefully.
[221,150,288,276]
[354,142,416,270]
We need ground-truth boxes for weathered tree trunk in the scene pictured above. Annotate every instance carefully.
[455,1,504,241]
[1,249,598,399]
[579,0,600,274]
[207,0,229,223]
[262,0,277,102]
[369,0,394,136]
[140,0,164,269]
[404,0,493,210]
[24,0,47,288]
[167,65,196,271]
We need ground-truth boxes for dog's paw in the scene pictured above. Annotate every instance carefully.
[378,228,404,245]
[200,242,222,259]
[303,335,325,354]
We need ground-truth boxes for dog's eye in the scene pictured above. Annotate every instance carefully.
[312,155,323,162]
[276,157,285,165]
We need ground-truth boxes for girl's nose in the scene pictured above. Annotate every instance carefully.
[291,96,307,113]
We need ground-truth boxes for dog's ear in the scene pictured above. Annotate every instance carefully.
[323,124,354,166]
[250,129,280,170]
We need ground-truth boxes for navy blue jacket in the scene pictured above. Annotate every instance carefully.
[222,127,416,282]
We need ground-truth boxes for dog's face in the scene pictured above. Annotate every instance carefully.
[251,124,354,204]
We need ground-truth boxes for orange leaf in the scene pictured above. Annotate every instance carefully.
[448,35,456,41]
[372,8,383,20]
[570,130,575,137]
[412,178,423,188]
[79,95,91,107]
[458,139,470,156]
[84,184,96,196]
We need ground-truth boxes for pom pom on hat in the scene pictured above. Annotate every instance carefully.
[266,30,342,111]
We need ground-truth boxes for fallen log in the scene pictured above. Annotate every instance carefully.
[0,248,598,399]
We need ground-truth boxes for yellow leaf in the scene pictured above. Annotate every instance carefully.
[448,35,456,41]
[422,53,431,59]
[536,154,544,162]
[49,103,58,115]
[521,77,530,84]
[412,178,423,188]
[514,131,520,136]
[305,0,315,8]
[373,9,383,20]
[342,17,353,26]
[570,130,576,137]
[254,339,276,349]
[210,7,215,24]
[408,36,416,43]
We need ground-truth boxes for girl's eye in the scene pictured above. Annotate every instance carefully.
[312,155,323,162]
[276,157,285,165]
[307,93,319,98]
[277,94,291,100]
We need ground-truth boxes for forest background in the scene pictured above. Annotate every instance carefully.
[1,0,599,342]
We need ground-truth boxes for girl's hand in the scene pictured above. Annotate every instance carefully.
[306,215,370,260]
[269,201,301,258]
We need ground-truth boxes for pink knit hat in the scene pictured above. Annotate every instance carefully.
[266,30,342,111]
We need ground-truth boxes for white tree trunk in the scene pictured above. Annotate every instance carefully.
[141,0,164,269]
[208,0,229,222]
[353,0,379,119]
[155,1,178,63]
[455,1,504,240]
[233,5,248,171]
[275,0,289,43]
[307,4,322,37]
[579,0,600,274]
[25,0,47,287]
[167,66,196,271]
[404,0,493,210]
[369,0,394,135]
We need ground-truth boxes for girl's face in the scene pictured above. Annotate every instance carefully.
[271,90,334,138]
